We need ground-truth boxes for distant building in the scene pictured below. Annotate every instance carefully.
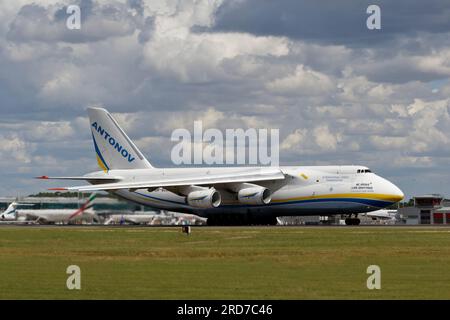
[399,194,450,225]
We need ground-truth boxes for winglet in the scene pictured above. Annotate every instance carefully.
[36,176,49,179]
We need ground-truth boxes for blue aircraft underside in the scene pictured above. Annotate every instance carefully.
[114,190,387,217]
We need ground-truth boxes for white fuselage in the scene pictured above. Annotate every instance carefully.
[86,165,403,219]
[15,209,95,223]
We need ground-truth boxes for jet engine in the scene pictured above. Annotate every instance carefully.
[186,188,222,209]
[237,186,271,205]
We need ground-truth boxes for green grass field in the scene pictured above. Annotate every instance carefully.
[0,226,449,299]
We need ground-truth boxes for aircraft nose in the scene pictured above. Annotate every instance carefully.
[383,179,404,202]
[377,175,404,202]
[390,182,404,202]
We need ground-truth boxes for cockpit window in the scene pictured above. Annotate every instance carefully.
[357,169,372,173]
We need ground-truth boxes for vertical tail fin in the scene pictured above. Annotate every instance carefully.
[87,107,153,171]
[1,202,17,220]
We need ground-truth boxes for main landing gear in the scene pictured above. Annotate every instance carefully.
[345,214,360,225]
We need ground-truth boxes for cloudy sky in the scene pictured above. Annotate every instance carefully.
[1,0,450,199]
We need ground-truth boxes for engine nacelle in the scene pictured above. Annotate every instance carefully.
[186,189,222,209]
[237,186,271,205]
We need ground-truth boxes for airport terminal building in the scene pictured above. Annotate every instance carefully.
[399,195,450,225]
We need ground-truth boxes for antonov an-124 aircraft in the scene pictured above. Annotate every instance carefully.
[39,107,404,225]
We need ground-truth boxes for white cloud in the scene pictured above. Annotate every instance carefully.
[266,64,335,96]
[370,136,407,151]
[313,126,341,151]
[27,121,75,142]
[0,134,33,164]
[1,0,450,197]
[281,126,344,155]
[281,129,307,151]
[143,31,289,82]
[355,50,450,83]
[392,156,433,167]
[7,1,139,43]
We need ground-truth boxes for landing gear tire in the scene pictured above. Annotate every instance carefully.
[345,218,361,226]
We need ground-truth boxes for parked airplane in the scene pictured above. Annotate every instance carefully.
[104,214,158,225]
[39,107,404,225]
[0,194,97,224]
[174,213,208,226]
[364,209,398,221]
[102,210,206,225]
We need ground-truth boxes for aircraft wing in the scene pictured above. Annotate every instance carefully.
[50,168,285,192]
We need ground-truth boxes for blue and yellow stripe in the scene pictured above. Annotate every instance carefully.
[92,134,109,172]
[270,193,403,207]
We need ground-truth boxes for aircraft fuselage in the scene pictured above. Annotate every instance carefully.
[87,165,403,220]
